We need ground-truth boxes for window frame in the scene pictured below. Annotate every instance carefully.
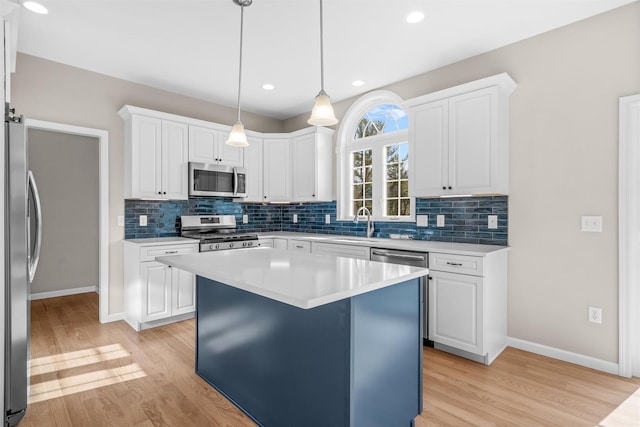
[336,90,415,222]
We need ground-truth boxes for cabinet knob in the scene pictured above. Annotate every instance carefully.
[158,191,162,195]
[312,194,316,197]
[428,276,432,280]
[448,186,452,190]
[442,186,446,190]
[264,196,267,199]
[163,191,167,195]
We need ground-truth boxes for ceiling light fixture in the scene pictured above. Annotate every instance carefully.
[308,0,338,127]
[352,80,364,87]
[23,1,48,15]
[262,83,275,91]
[406,11,424,24]
[226,0,252,148]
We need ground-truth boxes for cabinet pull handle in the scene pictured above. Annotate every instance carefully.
[295,245,303,249]
[446,261,463,266]
[165,250,178,254]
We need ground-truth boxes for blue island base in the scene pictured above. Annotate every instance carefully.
[196,276,423,427]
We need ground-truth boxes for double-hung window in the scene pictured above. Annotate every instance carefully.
[337,94,413,221]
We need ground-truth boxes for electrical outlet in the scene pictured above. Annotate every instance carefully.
[242,214,248,224]
[588,306,602,324]
[436,215,445,227]
[293,214,298,224]
[416,215,428,227]
[581,216,603,232]
[325,214,331,224]
[139,215,147,226]
[117,215,124,227]
[488,215,498,229]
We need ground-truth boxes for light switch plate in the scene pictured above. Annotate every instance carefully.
[242,214,248,224]
[488,215,498,229]
[139,215,147,226]
[581,215,603,232]
[416,215,428,227]
[436,215,445,227]
[293,214,298,224]
[325,214,331,224]
[117,215,124,227]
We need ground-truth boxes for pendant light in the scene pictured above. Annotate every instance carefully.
[226,0,252,147]
[308,0,338,126]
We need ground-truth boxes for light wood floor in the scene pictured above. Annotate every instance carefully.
[21,293,640,426]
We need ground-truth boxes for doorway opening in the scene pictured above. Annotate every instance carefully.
[25,119,109,323]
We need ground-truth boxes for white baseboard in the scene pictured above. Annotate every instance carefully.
[107,312,125,323]
[508,337,619,376]
[30,286,97,301]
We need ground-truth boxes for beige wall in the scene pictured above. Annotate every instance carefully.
[11,54,283,314]
[11,2,640,362]
[28,129,99,294]
[284,2,640,363]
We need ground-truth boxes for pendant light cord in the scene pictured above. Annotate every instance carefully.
[236,4,245,122]
[319,0,325,92]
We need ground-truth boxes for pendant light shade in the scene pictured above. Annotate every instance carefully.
[226,121,249,147]
[308,0,338,126]
[226,0,252,147]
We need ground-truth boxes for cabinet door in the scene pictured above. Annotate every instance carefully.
[188,125,218,164]
[263,138,290,202]
[162,120,189,200]
[408,99,448,197]
[244,136,263,202]
[217,132,245,167]
[141,262,172,322]
[171,267,196,315]
[131,115,162,198]
[428,270,484,355]
[448,86,498,195]
[291,133,317,201]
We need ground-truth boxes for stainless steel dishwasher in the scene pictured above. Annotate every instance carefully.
[370,248,432,346]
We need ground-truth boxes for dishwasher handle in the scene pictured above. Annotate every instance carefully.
[370,249,427,262]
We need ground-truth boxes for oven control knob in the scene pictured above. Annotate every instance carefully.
[242,242,247,247]
[247,241,253,247]
[209,244,214,250]
[229,243,234,248]
[215,244,220,250]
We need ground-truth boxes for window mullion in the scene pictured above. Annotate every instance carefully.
[372,145,384,219]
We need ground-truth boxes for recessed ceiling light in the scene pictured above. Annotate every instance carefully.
[352,80,365,87]
[406,11,424,24]
[23,1,48,14]
[262,83,275,91]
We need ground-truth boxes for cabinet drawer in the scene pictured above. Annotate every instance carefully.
[289,239,311,253]
[140,244,197,262]
[429,252,483,276]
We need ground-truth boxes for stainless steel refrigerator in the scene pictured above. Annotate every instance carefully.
[4,108,42,426]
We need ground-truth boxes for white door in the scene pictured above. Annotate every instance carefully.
[244,136,263,202]
[409,99,448,197]
[429,270,484,355]
[448,86,498,195]
[188,125,218,164]
[263,138,290,202]
[131,115,162,198]
[162,120,189,199]
[171,267,196,315]
[141,262,172,322]
[291,133,317,201]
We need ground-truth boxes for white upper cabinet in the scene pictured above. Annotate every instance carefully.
[262,136,290,202]
[188,125,244,167]
[243,135,263,202]
[406,73,516,197]
[290,127,334,202]
[120,107,189,200]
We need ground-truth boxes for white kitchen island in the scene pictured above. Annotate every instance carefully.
[157,247,428,427]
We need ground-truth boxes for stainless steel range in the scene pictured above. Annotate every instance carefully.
[180,215,259,252]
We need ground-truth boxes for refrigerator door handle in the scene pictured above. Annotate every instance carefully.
[28,170,43,283]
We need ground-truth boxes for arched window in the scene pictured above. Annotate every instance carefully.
[336,91,413,221]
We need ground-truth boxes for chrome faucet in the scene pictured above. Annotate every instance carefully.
[354,206,374,238]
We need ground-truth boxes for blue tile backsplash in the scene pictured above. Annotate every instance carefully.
[125,196,508,245]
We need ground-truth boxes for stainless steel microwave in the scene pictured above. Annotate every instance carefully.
[189,162,247,198]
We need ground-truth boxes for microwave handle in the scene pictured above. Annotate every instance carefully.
[233,167,238,195]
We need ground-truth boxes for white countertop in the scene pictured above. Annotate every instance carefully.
[257,232,508,256]
[157,248,428,309]
[124,237,199,246]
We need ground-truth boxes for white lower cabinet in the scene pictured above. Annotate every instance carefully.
[428,250,508,365]
[289,239,311,253]
[124,241,198,331]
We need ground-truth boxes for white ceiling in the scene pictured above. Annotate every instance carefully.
[16,0,636,120]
